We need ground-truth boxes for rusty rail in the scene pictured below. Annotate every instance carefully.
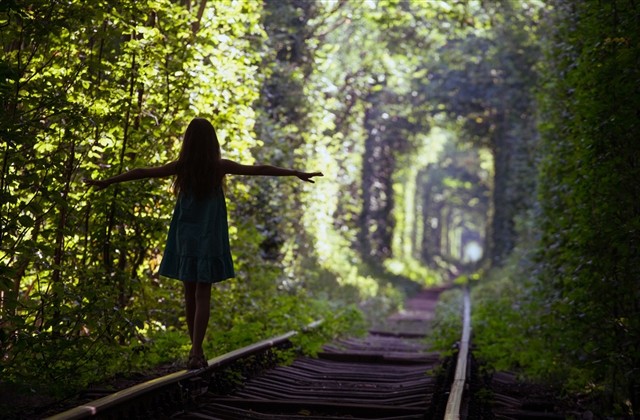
[46,328,308,420]
[44,282,575,418]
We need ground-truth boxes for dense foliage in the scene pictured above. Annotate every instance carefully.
[535,0,640,411]
[468,0,640,415]
[0,0,458,398]
[0,0,275,392]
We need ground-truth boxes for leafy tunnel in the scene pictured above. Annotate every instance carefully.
[1,1,638,416]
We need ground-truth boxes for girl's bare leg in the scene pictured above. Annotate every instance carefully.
[184,281,197,343]
[190,282,212,358]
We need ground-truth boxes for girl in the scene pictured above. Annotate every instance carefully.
[86,117,323,369]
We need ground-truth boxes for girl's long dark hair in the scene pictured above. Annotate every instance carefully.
[173,118,222,199]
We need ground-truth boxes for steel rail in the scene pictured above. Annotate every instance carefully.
[444,285,472,420]
[47,322,323,420]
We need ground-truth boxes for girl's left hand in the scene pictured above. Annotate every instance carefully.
[83,178,110,190]
[297,172,323,183]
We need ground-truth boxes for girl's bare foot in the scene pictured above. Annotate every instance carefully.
[187,350,209,370]
[187,350,207,370]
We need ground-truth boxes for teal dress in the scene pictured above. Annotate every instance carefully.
[159,187,235,283]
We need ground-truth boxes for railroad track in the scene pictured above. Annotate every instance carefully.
[48,286,470,420]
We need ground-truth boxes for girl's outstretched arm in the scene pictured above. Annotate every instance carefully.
[221,159,323,183]
[85,162,178,190]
